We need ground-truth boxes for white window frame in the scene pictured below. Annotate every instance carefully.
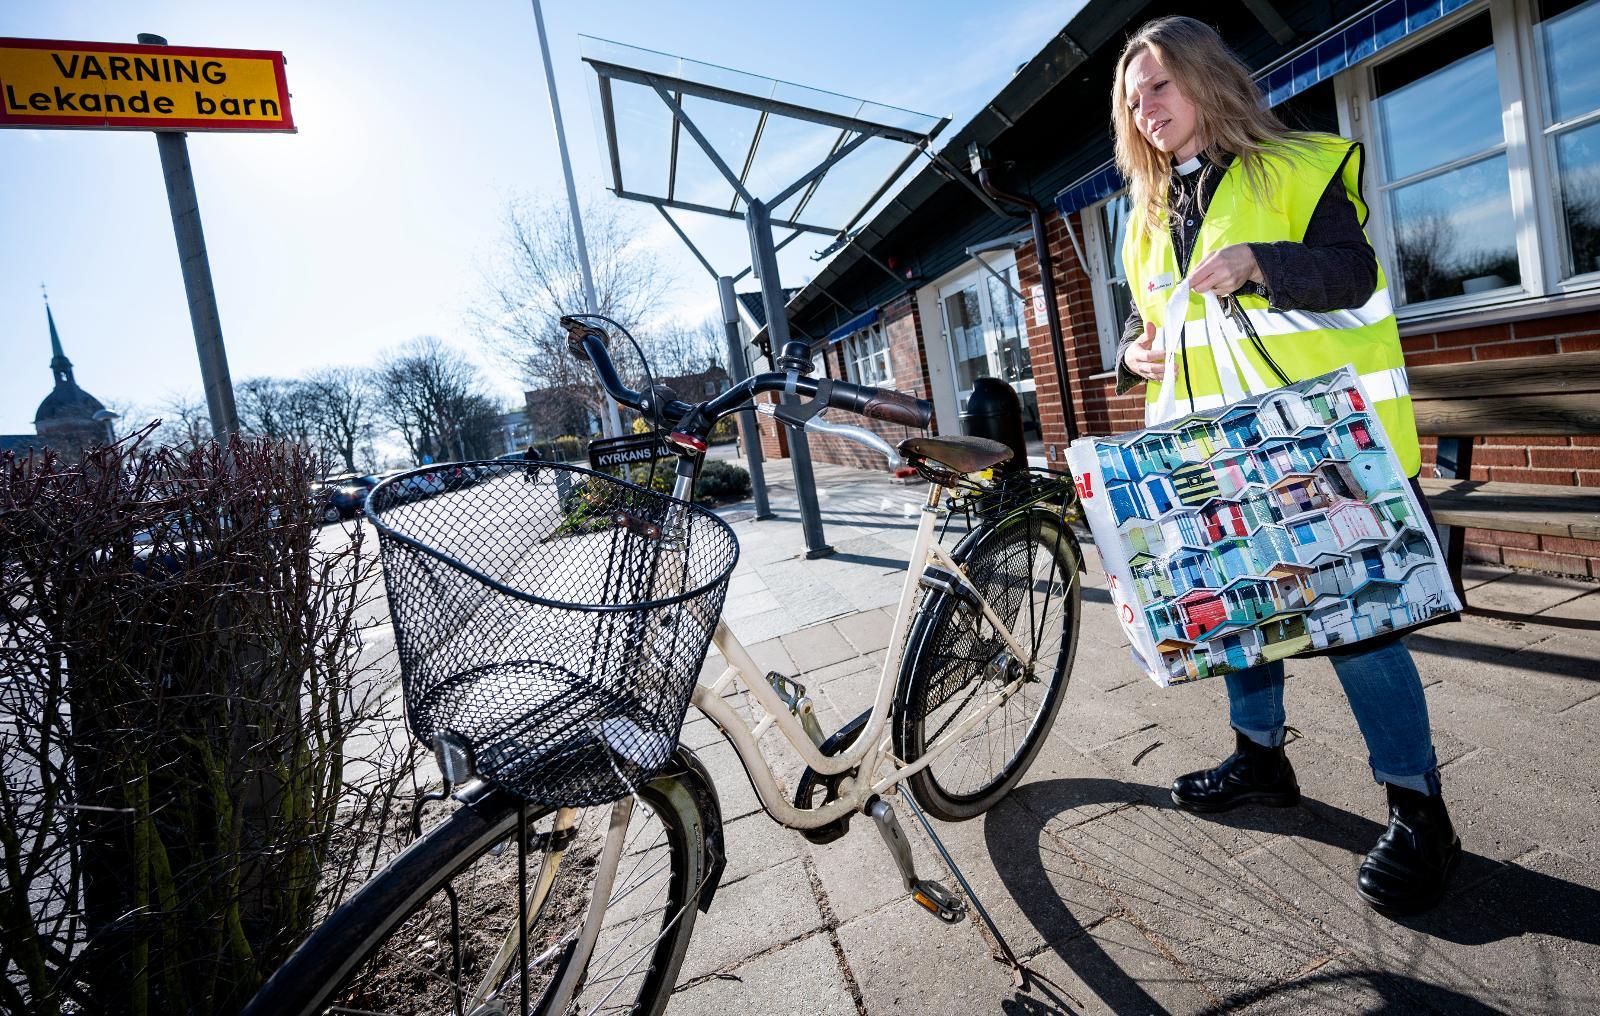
[1334,0,1600,322]
[1082,192,1134,372]
[934,251,1036,408]
[840,324,893,387]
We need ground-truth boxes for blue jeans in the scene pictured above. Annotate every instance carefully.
[1225,638,1441,796]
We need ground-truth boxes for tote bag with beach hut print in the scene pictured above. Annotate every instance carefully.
[1066,282,1461,688]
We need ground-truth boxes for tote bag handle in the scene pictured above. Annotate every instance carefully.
[1147,281,1275,426]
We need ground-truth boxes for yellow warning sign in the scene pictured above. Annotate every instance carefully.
[0,37,293,131]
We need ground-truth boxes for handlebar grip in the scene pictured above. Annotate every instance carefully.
[826,381,934,429]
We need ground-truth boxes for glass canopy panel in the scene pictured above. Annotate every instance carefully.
[580,36,940,137]
[580,34,944,230]
[777,137,912,227]
[738,113,848,210]
[611,79,670,198]
[669,94,762,208]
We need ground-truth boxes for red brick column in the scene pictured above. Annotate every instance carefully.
[1017,208,1144,463]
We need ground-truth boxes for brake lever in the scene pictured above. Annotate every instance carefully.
[758,405,902,470]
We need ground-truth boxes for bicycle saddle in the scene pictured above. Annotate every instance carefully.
[898,435,1013,478]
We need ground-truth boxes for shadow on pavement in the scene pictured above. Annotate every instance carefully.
[987,776,1599,1014]
[1407,631,1599,681]
[1465,605,1600,633]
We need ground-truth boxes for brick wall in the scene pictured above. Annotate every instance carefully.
[1018,210,1145,461]
[1023,206,1600,580]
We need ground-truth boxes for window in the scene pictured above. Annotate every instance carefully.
[1539,0,1600,275]
[1340,0,1600,314]
[1373,13,1518,303]
[841,326,892,386]
[1087,192,1135,369]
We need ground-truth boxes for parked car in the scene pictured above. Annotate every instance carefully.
[316,472,382,524]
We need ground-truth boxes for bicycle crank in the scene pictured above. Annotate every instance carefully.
[792,709,869,845]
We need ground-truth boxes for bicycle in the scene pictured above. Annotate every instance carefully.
[244,318,1083,1016]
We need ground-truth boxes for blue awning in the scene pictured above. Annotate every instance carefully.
[825,308,879,344]
[1053,0,1477,217]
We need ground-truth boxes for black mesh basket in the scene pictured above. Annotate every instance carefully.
[367,460,738,806]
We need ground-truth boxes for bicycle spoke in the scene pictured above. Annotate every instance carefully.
[910,513,1078,805]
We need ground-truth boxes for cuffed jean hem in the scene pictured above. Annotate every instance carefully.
[1372,749,1443,796]
[1234,723,1285,748]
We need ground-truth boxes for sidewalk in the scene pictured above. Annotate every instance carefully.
[669,460,1600,1015]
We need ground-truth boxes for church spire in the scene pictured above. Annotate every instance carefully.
[44,287,74,387]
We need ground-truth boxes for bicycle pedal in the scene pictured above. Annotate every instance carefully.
[911,878,965,924]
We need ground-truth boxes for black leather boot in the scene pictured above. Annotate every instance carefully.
[1358,784,1461,915]
[1170,730,1300,812]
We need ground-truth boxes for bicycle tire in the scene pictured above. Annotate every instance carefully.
[243,775,707,1016]
[894,506,1081,821]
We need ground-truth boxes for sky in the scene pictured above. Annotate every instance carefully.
[0,0,1084,437]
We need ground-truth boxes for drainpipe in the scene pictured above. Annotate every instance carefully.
[968,143,1079,448]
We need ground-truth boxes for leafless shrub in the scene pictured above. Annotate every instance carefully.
[0,431,417,1014]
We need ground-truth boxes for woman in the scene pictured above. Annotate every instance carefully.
[1110,16,1459,915]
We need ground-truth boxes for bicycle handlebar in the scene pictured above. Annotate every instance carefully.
[563,317,934,442]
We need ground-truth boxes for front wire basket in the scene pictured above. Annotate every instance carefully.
[367,460,739,806]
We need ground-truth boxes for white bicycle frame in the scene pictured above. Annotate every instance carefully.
[681,417,1074,832]
[509,416,1076,1015]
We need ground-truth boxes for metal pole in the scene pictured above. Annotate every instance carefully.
[529,0,621,439]
[747,199,830,558]
[140,33,239,443]
[718,275,773,519]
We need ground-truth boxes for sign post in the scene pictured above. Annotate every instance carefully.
[0,33,295,442]
[140,33,238,441]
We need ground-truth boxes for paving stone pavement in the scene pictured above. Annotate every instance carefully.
[661,460,1600,1015]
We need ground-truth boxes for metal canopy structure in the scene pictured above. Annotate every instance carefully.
[581,37,948,557]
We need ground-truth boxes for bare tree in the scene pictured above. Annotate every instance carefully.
[374,337,501,463]
[648,316,725,377]
[305,366,374,474]
[237,376,320,449]
[471,196,672,420]
[151,391,211,450]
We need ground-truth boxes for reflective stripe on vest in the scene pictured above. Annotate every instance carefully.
[1123,133,1421,476]
[1145,366,1410,413]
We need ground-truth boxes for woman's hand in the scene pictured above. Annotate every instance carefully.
[1189,243,1263,295]
[1124,321,1163,382]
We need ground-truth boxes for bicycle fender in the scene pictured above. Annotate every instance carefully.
[652,745,727,913]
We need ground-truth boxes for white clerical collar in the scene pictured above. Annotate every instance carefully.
[1175,155,1204,176]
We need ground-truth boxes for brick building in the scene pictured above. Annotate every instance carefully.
[751,0,1600,578]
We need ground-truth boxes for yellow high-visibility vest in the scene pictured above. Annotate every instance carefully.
[1124,133,1420,476]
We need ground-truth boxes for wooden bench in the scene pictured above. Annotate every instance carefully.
[1407,349,1600,590]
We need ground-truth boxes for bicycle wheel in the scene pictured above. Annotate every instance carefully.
[894,505,1081,821]
[244,772,710,1016]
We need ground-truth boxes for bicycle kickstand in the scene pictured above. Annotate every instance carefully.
[867,793,1030,989]
[866,796,965,922]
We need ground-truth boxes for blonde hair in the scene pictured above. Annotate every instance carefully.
[1112,17,1307,238]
